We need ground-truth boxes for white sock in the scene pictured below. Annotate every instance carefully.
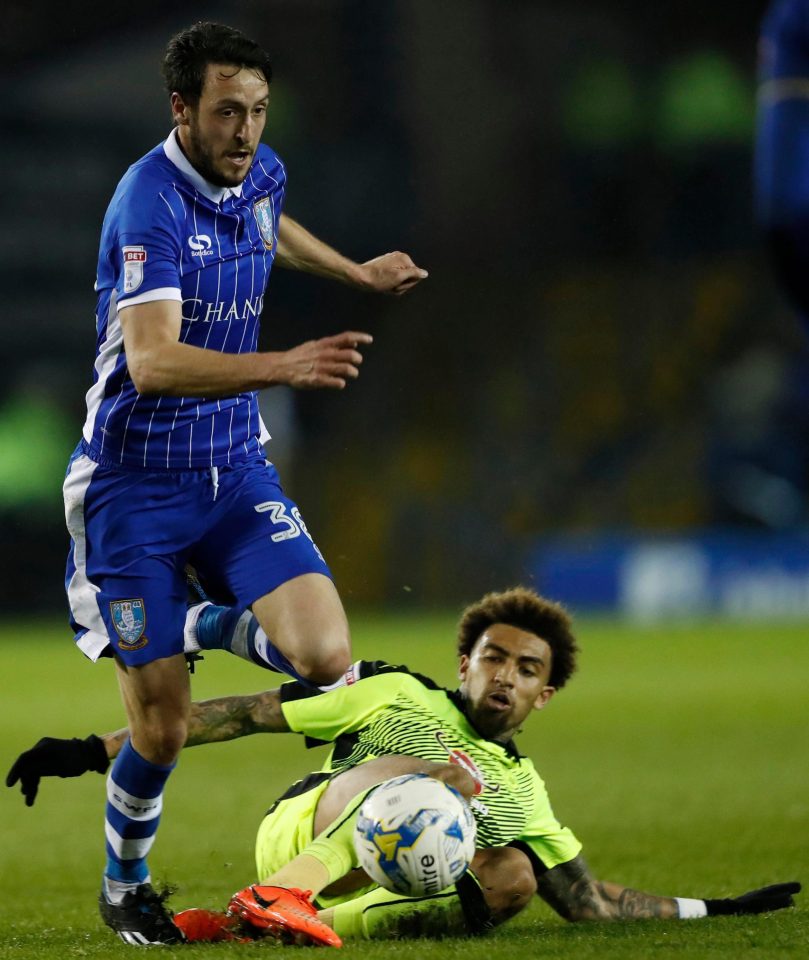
[183,601,212,653]
[103,875,150,905]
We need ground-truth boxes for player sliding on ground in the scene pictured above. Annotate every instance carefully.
[8,588,801,944]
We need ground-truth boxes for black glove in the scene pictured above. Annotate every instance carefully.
[5,734,109,807]
[705,882,801,916]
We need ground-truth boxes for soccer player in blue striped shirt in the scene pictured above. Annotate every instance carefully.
[756,0,809,332]
[61,20,427,945]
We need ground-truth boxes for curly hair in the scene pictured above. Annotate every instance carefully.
[162,21,273,104]
[456,587,579,689]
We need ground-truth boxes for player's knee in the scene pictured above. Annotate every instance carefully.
[252,575,352,683]
[473,847,536,925]
[132,716,188,765]
[290,635,351,685]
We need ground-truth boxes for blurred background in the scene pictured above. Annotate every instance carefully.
[2,0,808,619]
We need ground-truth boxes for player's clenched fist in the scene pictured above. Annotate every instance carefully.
[277,331,373,389]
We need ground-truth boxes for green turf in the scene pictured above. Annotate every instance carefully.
[0,612,807,958]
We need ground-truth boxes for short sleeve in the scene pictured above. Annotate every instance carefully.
[115,185,183,309]
[512,765,582,873]
[280,668,409,743]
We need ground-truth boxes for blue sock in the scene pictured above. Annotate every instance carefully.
[196,604,310,682]
[196,604,243,651]
[104,739,175,888]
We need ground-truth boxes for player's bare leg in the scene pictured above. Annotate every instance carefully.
[115,653,191,764]
[251,573,351,685]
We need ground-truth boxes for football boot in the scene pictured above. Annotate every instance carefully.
[174,907,254,943]
[98,883,185,946]
[227,884,342,947]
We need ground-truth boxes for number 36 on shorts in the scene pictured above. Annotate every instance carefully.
[255,500,324,560]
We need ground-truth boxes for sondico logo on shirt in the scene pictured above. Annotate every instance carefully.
[188,234,214,257]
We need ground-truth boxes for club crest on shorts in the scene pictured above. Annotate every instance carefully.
[253,197,275,250]
[110,599,148,649]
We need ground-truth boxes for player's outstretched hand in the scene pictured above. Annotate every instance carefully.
[279,331,373,390]
[5,735,109,806]
[705,882,801,916]
[354,252,428,295]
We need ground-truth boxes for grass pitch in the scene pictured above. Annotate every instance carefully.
[0,611,807,958]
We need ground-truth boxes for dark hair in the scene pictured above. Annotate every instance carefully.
[162,21,272,103]
[456,587,579,689]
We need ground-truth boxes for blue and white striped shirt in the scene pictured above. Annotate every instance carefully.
[82,129,285,469]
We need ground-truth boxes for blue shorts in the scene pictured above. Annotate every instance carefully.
[63,442,331,666]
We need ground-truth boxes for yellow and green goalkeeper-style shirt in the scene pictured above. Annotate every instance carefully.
[279,660,581,874]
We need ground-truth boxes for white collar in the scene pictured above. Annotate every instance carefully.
[163,127,244,203]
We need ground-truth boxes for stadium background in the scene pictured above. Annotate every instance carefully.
[1,0,807,618]
[1,7,808,954]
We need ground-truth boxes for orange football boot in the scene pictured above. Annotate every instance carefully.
[227,884,342,947]
[174,907,253,943]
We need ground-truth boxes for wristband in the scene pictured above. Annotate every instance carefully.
[675,897,708,919]
[84,734,111,774]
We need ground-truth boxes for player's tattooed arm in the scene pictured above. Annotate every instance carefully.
[100,690,290,760]
[535,855,678,921]
[185,689,290,744]
[5,690,291,805]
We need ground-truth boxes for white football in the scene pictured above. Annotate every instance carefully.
[354,773,477,897]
